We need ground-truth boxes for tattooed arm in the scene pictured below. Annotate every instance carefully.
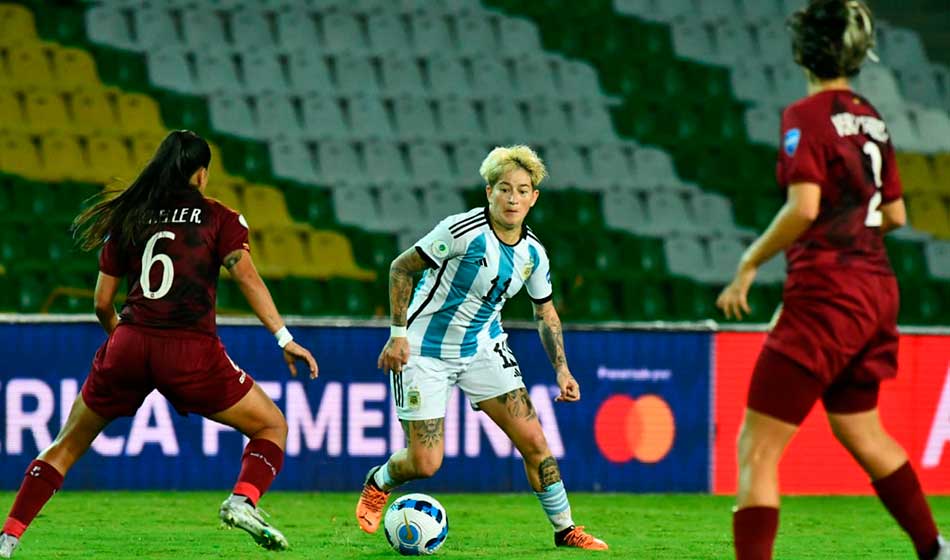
[533,301,580,402]
[378,248,430,373]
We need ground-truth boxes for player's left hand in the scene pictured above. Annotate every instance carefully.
[717,262,757,320]
[555,369,580,402]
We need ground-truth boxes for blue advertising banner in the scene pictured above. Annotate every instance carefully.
[0,322,710,492]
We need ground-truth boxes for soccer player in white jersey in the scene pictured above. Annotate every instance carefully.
[355,146,608,550]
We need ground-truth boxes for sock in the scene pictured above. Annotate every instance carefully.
[535,481,574,532]
[872,462,940,560]
[733,506,779,560]
[232,439,284,507]
[2,460,64,539]
[372,460,399,492]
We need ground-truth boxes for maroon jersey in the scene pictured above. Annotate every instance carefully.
[777,89,902,275]
[99,191,250,336]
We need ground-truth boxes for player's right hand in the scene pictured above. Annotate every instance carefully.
[378,336,410,374]
[283,341,319,379]
[716,264,757,320]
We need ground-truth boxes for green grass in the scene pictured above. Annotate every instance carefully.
[1,492,948,558]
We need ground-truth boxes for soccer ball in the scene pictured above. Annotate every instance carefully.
[383,493,449,556]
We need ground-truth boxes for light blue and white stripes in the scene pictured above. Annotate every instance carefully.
[535,481,574,531]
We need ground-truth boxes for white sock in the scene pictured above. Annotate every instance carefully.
[535,481,574,532]
[372,461,399,492]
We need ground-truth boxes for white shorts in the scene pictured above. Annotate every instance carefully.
[391,338,526,421]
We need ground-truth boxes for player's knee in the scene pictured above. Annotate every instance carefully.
[736,427,781,471]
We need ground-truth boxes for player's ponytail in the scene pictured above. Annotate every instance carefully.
[789,0,876,80]
[73,130,212,251]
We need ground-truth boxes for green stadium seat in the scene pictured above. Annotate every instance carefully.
[283,184,335,228]
[886,239,927,279]
[569,280,617,321]
[621,280,668,321]
[670,278,715,321]
[326,278,373,316]
[16,273,50,312]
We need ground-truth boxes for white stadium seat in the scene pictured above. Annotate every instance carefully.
[255,94,303,139]
[270,139,318,183]
[301,94,349,140]
[209,93,257,138]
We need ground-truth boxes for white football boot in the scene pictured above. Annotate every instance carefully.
[0,533,18,558]
[218,495,289,551]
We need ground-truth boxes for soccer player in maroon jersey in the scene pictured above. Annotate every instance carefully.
[716,2,947,559]
[0,131,318,557]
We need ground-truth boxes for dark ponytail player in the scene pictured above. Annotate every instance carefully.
[0,131,318,557]
[717,2,947,559]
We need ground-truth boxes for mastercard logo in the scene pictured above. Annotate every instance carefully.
[594,394,675,463]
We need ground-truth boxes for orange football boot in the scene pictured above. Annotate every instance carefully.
[356,466,391,534]
[554,525,609,550]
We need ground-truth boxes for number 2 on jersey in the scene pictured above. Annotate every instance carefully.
[141,230,176,299]
[862,141,883,227]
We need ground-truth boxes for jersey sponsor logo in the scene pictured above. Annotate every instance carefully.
[784,128,801,156]
[830,112,889,142]
[431,240,450,258]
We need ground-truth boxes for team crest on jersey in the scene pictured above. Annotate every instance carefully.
[522,261,534,279]
[431,240,450,258]
[238,214,249,229]
[784,128,801,156]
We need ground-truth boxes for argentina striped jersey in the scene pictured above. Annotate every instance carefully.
[407,207,553,360]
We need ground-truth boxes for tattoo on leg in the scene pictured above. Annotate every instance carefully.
[409,418,444,449]
[495,388,537,420]
[538,456,561,488]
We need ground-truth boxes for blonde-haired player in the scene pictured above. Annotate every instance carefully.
[355,145,608,550]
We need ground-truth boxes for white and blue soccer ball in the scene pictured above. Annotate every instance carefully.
[383,493,449,556]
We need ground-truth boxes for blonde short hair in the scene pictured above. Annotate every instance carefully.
[479,145,547,188]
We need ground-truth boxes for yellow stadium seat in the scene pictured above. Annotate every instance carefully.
[257,228,310,278]
[241,184,301,230]
[0,90,25,133]
[894,152,934,196]
[907,195,950,239]
[304,230,376,281]
[52,47,100,89]
[23,91,69,133]
[0,4,38,46]
[117,93,165,135]
[130,132,166,169]
[87,135,135,185]
[205,180,244,212]
[71,90,120,135]
[0,133,43,180]
[933,153,950,196]
[4,43,53,89]
[38,134,86,182]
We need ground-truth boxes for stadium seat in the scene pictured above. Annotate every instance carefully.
[0,91,24,133]
[897,66,943,109]
[205,181,243,213]
[322,12,368,55]
[85,5,135,51]
[632,147,684,190]
[933,154,950,193]
[572,101,617,145]
[621,279,668,320]
[392,96,438,141]
[181,10,227,48]
[907,195,950,238]
[380,56,429,98]
[469,58,511,100]
[276,7,318,49]
[409,141,453,186]
[287,50,335,94]
[364,139,412,188]
[300,94,348,140]
[669,278,715,320]
[427,56,473,100]
[497,16,543,58]
[909,107,950,153]
[232,8,274,48]
[895,153,936,195]
[588,143,629,190]
[744,106,780,147]
[87,134,135,184]
[731,62,774,103]
[543,143,587,190]
[147,48,199,94]
[347,96,395,140]
[877,105,924,153]
[602,188,645,234]
[367,13,412,55]
[454,12,496,56]
[0,134,43,179]
[691,192,743,235]
[51,47,100,89]
[270,139,318,183]
[209,94,257,138]
[316,139,363,186]
[23,91,71,134]
[133,7,179,50]
[242,184,301,231]
[511,56,559,100]
[255,94,302,140]
[305,230,376,281]
[436,98,484,143]
[377,189,422,232]
[423,189,466,221]
[71,90,118,135]
[130,132,167,169]
[0,4,37,46]
[526,98,571,145]
[407,12,454,56]
[6,43,54,89]
[712,21,756,65]
[336,54,382,97]
[38,134,86,182]
[482,97,528,144]
[879,27,929,69]
[671,20,714,64]
[332,187,380,229]
[665,235,713,282]
[195,51,242,94]
[450,140,488,187]
[243,50,289,95]
[924,241,950,280]
[253,228,301,278]
[559,58,607,103]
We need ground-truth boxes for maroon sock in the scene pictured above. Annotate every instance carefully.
[2,460,64,538]
[733,506,779,560]
[232,439,284,507]
[872,462,940,560]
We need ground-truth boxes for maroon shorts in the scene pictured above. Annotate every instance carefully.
[748,271,898,424]
[81,324,254,419]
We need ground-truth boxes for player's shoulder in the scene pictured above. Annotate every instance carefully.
[782,93,829,126]
[524,226,548,256]
[443,207,489,240]
[203,197,246,225]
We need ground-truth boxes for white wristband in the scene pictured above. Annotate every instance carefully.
[390,325,407,338]
[274,326,293,349]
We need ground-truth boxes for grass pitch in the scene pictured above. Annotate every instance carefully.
[1,492,947,558]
